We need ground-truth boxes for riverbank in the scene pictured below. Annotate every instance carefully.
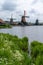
[0,24,12,28]
[0,24,43,29]
[0,33,43,65]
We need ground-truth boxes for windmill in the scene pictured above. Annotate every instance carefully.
[21,10,29,23]
[7,14,16,24]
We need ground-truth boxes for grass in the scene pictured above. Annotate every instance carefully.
[0,33,43,65]
[0,33,31,65]
[0,24,12,28]
[31,41,43,65]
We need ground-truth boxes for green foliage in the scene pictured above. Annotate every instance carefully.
[1,33,43,65]
[35,55,43,65]
[31,41,43,64]
[0,33,31,65]
[18,37,28,52]
[0,24,11,28]
[31,41,41,47]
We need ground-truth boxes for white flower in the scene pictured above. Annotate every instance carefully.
[14,50,24,61]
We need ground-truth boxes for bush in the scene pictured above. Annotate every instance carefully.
[0,33,31,65]
[31,41,43,64]
[35,55,43,65]
[17,37,28,52]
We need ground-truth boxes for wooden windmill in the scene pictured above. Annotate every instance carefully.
[21,10,29,23]
[7,14,16,24]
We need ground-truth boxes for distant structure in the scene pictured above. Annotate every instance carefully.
[7,14,16,24]
[35,19,39,25]
[0,19,5,25]
[21,11,26,23]
[10,14,13,24]
[21,10,29,25]
[9,14,18,25]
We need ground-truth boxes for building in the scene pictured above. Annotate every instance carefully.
[21,11,29,25]
[35,19,39,25]
[21,11,26,23]
[0,19,5,25]
[10,18,13,24]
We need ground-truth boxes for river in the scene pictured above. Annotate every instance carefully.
[0,26,43,43]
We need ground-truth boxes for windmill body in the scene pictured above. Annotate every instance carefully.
[21,11,29,25]
[7,14,16,24]
[10,18,13,24]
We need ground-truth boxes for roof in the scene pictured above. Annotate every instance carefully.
[0,19,5,23]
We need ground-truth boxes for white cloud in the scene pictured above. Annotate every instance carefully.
[0,0,43,22]
[32,1,43,14]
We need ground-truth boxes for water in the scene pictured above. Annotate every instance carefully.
[0,26,43,56]
[0,26,43,43]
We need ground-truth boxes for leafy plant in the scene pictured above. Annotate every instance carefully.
[0,33,31,65]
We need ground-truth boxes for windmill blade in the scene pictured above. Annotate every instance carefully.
[7,18,16,20]
[7,18,10,20]
[25,16,30,18]
[7,18,12,19]
[13,18,16,20]
[19,14,29,17]
[13,18,17,20]
[19,15,22,16]
[7,18,10,19]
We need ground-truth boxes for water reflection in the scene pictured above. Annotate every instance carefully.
[0,26,43,43]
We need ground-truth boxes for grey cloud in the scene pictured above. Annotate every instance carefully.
[32,0,38,5]
[29,9,36,14]
[40,0,43,3]
[2,0,17,11]
[32,0,43,5]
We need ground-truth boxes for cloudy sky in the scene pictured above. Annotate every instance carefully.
[0,0,43,22]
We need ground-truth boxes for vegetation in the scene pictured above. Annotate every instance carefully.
[0,33,31,65]
[0,33,43,65]
[31,41,43,65]
[0,24,12,28]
